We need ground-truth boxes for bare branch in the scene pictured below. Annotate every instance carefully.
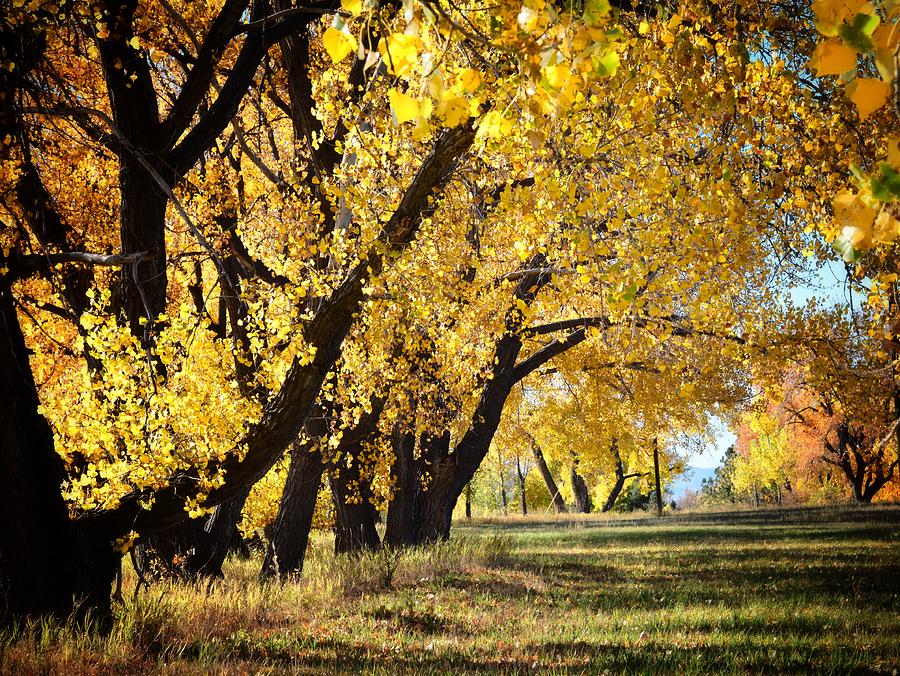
[7,250,152,280]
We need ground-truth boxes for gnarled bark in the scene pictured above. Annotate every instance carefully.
[260,441,325,579]
[0,283,119,626]
[571,462,593,514]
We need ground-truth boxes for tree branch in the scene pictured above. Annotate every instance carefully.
[512,328,589,383]
[159,0,249,149]
[77,123,476,537]
[6,250,152,281]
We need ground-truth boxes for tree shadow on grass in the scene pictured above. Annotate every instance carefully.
[174,629,894,674]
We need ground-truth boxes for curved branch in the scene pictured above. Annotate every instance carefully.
[6,250,152,281]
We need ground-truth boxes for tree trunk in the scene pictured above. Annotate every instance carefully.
[185,491,250,576]
[601,475,627,513]
[653,437,663,517]
[137,489,250,580]
[498,446,508,513]
[516,456,527,516]
[328,401,387,555]
[531,442,568,513]
[0,283,119,626]
[384,428,420,547]
[415,457,458,543]
[261,442,325,579]
[465,483,472,519]
[385,430,450,547]
[330,468,381,554]
[571,464,593,514]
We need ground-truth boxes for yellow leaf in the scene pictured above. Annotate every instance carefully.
[542,64,572,90]
[848,77,890,119]
[809,38,857,76]
[526,130,545,150]
[323,27,357,63]
[812,0,867,33]
[887,136,900,169]
[388,88,421,124]
[874,210,900,242]
[638,20,649,34]
[378,33,421,76]
[477,110,513,139]
[833,191,875,248]
[437,94,469,127]
[875,47,897,82]
[341,0,362,16]
[459,68,482,92]
[872,22,900,50]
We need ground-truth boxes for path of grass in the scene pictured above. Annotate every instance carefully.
[3,507,899,674]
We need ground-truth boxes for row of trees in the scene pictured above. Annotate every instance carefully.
[1,0,898,625]
[702,305,900,506]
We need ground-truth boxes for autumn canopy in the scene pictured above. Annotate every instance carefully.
[1,0,899,624]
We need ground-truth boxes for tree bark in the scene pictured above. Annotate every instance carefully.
[571,462,593,514]
[531,442,568,513]
[384,428,420,547]
[516,455,528,516]
[0,283,119,626]
[384,430,451,547]
[498,446,508,513]
[260,442,325,578]
[653,437,663,517]
[330,467,380,554]
[137,490,251,580]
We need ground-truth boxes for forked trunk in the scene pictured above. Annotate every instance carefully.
[601,474,627,513]
[137,490,250,580]
[385,430,452,546]
[571,466,593,514]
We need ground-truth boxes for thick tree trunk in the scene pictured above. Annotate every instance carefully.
[571,465,593,514]
[415,457,458,543]
[137,489,250,580]
[384,429,420,547]
[0,284,119,626]
[531,442,567,513]
[330,469,380,554]
[261,442,325,578]
[385,430,451,547]
[329,400,387,554]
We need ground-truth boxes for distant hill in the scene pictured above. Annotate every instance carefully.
[668,466,717,501]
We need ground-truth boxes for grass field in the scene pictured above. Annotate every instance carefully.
[3,506,900,674]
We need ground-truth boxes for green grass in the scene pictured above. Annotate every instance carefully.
[3,506,900,674]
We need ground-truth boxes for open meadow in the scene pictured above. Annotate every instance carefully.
[3,506,899,674]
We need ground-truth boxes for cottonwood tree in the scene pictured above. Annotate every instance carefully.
[2,0,633,620]
[0,0,870,617]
